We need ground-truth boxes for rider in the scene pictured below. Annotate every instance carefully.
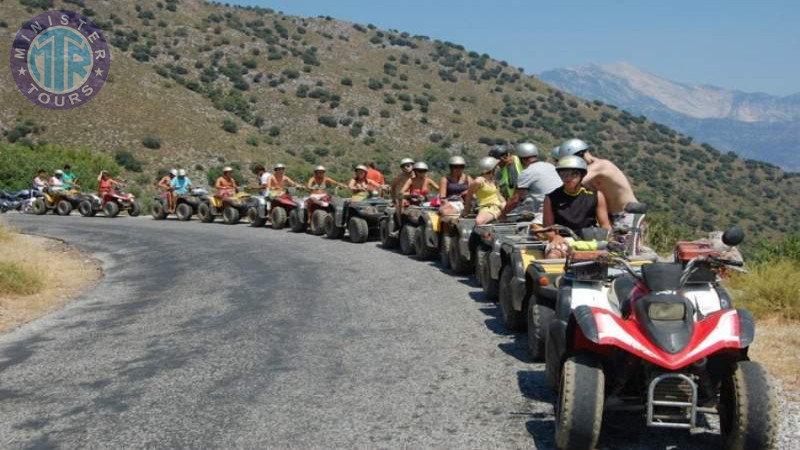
[438,156,472,217]
[489,145,523,200]
[48,170,65,193]
[389,157,415,201]
[32,169,48,194]
[559,138,639,228]
[463,156,505,226]
[97,170,122,196]
[252,164,272,197]
[214,166,238,198]
[498,142,562,223]
[170,170,192,207]
[401,162,440,205]
[542,156,611,258]
[306,165,347,197]
[365,161,385,186]
[348,165,383,202]
[158,169,177,212]
[62,164,78,189]
[268,163,303,196]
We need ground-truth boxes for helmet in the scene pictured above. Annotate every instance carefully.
[314,165,326,172]
[177,169,187,177]
[273,163,285,170]
[355,164,368,172]
[555,155,588,173]
[169,169,178,177]
[559,138,589,157]
[489,145,509,158]
[222,166,233,172]
[448,156,466,166]
[515,142,539,158]
[549,146,560,159]
[413,162,429,171]
[54,169,64,175]
[478,156,499,173]
[399,157,415,166]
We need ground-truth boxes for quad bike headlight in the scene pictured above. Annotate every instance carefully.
[648,302,685,321]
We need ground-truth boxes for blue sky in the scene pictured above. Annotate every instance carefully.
[230,0,800,96]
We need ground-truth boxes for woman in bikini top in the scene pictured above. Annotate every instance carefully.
[267,163,300,196]
[401,162,440,204]
[306,165,346,197]
[348,165,383,201]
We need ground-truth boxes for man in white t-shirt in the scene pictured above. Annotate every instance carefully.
[498,143,562,223]
[48,170,65,192]
[253,164,272,197]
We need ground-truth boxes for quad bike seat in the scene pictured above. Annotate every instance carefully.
[571,250,608,260]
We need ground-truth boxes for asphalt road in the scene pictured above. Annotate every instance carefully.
[0,214,793,449]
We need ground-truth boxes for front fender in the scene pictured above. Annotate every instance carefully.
[510,250,528,312]
[423,212,439,248]
[457,221,474,260]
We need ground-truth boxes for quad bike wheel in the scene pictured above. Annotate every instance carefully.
[475,248,488,288]
[555,354,604,450]
[348,217,369,243]
[448,234,472,275]
[271,207,288,230]
[78,200,96,217]
[439,233,452,269]
[310,210,328,235]
[399,224,417,255]
[480,250,499,301]
[128,200,141,217]
[719,360,777,450]
[498,265,525,331]
[176,203,193,221]
[56,199,73,216]
[103,201,120,218]
[197,202,215,223]
[151,200,168,220]
[223,206,241,225]
[31,198,47,215]
[414,226,438,260]
[247,207,266,227]
[288,209,306,232]
[324,215,345,239]
[527,298,554,362]
[379,218,398,249]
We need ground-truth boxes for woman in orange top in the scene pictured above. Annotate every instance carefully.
[97,170,122,195]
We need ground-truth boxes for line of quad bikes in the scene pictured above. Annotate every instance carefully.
[2,182,778,449]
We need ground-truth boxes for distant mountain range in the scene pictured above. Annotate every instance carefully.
[539,62,800,171]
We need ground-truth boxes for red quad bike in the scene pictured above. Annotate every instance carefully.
[288,191,335,235]
[246,191,299,230]
[545,227,777,450]
[79,186,141,218]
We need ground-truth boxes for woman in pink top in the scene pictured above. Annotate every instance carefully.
[97,170,121,195]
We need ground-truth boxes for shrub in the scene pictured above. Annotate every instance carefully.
[247,136,259,147]
[222,118,238,134]
[317,116,338,128]
[268,126,280,137]
[379,110,391,118]
[726,259,800,320]
[367,79,383,91]
[0,262,43,296]
[358,107,370,116]
[114,150,143,172]
[142,135,161,149]
[340,77,353,86]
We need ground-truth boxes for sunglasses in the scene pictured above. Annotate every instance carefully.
[558,170,582,179]
[401,164,413,168]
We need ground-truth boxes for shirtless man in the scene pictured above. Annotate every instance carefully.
[269,163,303,196]
[389,158,416,229]
[157,169,177,212]
[215,167,238,198]
[559,138,638,226]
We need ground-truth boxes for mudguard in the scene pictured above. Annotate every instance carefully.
[509,249,528,312]
[333,200,349,227]
[296,199,308,224]
[421,211,440,249]
[456,219,476,262]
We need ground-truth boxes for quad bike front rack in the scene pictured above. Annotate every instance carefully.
[646,372,698,429]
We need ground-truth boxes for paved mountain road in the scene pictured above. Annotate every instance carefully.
[0,215,787,449]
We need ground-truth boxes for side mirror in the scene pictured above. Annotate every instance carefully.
[722,226,745,247]
[624,202,648,214]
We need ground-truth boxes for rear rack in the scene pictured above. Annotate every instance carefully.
[647,373,698,429]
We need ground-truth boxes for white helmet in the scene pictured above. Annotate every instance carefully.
[515,142,539,158]
[555,155,588,173]
[54,169,64,175]
[222,166,233,172]
[399,157,415,166]
[559,138,590,157]
[169,169,178,176]
[478,156,499,173]
[177,169,187,177]
[355,164,368,172]
[448,156,466,166]
[314,165,326,172]
[412,162,429,171]
[273,163,285,170]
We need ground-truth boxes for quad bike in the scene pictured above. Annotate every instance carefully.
[30,188,83,216]
[0,189,31,213]
[378,194,438,256]
[543,226,776,450]
[325,191,390,243]
[495,202,656,360]
[245,190,299,230]
[151,189,207,221]
[471,212,535,301]
[78,186,142,218]
[288,190,337,235]
[197,192,252,224]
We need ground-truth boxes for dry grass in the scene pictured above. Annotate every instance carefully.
[748,318,800,399]
[726,259,800,321]
[0,221,101,333]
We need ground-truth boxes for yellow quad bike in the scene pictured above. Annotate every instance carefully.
[31,188,83,216]
[196,192,252,224]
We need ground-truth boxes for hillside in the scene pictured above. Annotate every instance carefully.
[540,62,800,170]
[1,0,799,244]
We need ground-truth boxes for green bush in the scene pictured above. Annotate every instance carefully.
[114,150,143,172]
[142,135,161,149]
[0,142,120,191]
[340,77,352,86]
[222,118,238,134]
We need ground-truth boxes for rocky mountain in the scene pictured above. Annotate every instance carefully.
[539,61,800,170]
[1,0,798,244]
